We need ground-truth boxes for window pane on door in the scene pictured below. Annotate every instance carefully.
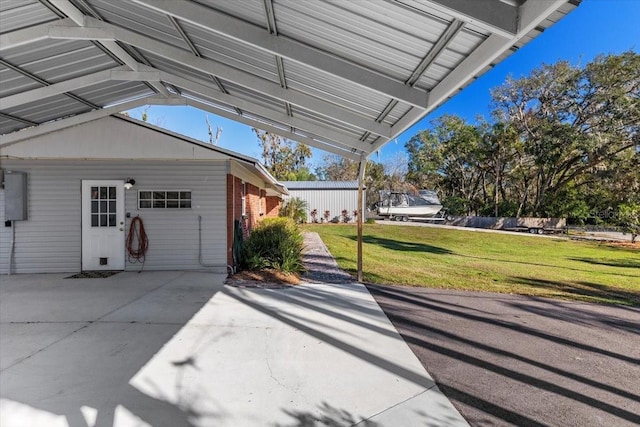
[90,185,118,227]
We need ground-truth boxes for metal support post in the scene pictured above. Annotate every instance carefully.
[357,156,367,282]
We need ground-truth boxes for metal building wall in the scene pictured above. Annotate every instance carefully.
[0,159,228,274]
[285,188,361,223]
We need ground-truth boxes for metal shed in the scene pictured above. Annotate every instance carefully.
[282,181,361,223]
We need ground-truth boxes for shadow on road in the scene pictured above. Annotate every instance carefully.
[367,284,640,427]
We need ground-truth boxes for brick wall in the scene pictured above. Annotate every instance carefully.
[226,175,282,268]
[265,196,281,217]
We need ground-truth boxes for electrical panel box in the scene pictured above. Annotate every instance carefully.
[4,171,28,221]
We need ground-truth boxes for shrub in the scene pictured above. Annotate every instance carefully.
[341,209,351,223]
[280,197,308,224]
[241,218,304,273]
[365,218,376,224]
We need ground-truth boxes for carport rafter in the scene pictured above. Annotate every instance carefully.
[47,0,171,98]
[0,92,362,161]
[130,0,431,110]
[262,0,295,119]
[44,19,392,139]
[185,98,361,161]
[0,95,182,146]
[0,62,371,154]
[425,0,519,37]
[0,57,99,110]
[1,66,138,109]
[371,0,570,152]
[164,73,372,154]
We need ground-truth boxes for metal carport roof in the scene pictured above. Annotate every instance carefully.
[1,0,580,161]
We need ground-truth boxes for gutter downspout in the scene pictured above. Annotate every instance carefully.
[357,157,367,282]
[8,221,14,275]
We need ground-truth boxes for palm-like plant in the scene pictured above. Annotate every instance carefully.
[280,197,308,224]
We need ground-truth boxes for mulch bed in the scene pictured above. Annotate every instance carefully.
[225,269,301,289]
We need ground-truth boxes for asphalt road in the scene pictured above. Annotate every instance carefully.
[367,285,640,427]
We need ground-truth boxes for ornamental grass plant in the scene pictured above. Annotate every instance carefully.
[242,217,304,274]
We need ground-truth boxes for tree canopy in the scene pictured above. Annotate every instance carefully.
[253,128,315,181]
[406,52,639,220]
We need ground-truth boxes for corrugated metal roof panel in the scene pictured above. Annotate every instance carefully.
[0,0,57,33]
[4,95,90,125]
[0,116,27,134]
[86,0,187,50]
[384,103,413,126]
[2,39,119,84]
[181,23,280,83]
[193,0,267,28]
[284,59,392,119]
[0,67,40,97]
[272,0,453,81]
[220,81,286,111]
[142,54,218,89]
[290,105,368,137]
[282,181,360,190]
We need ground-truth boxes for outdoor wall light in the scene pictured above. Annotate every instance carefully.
[124,178,136,190]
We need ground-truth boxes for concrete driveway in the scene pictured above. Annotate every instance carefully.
[0,269,467,427]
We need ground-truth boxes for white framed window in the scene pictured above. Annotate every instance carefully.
[138,190,192,209]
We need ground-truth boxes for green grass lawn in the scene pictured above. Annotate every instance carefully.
[305,224,640,306]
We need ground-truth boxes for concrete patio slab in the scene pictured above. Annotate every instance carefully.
[0,269,468,426]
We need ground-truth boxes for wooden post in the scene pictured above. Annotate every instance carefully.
[357,157,367,282]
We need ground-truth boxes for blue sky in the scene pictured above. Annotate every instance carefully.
[129,0,640,168]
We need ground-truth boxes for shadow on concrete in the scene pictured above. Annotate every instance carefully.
[223,286,434,391]
[0,272,224,427]
[275,401,380,427]
[367,284,640,427]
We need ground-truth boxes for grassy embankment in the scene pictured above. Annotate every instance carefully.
[305,224,640,306]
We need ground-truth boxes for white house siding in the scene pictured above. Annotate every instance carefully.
[284,186,361,223]
[0,159,228,274]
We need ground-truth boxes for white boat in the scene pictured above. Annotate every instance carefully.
[377,190,443,221]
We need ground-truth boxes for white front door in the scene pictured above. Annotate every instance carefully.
[82,180,125,270]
